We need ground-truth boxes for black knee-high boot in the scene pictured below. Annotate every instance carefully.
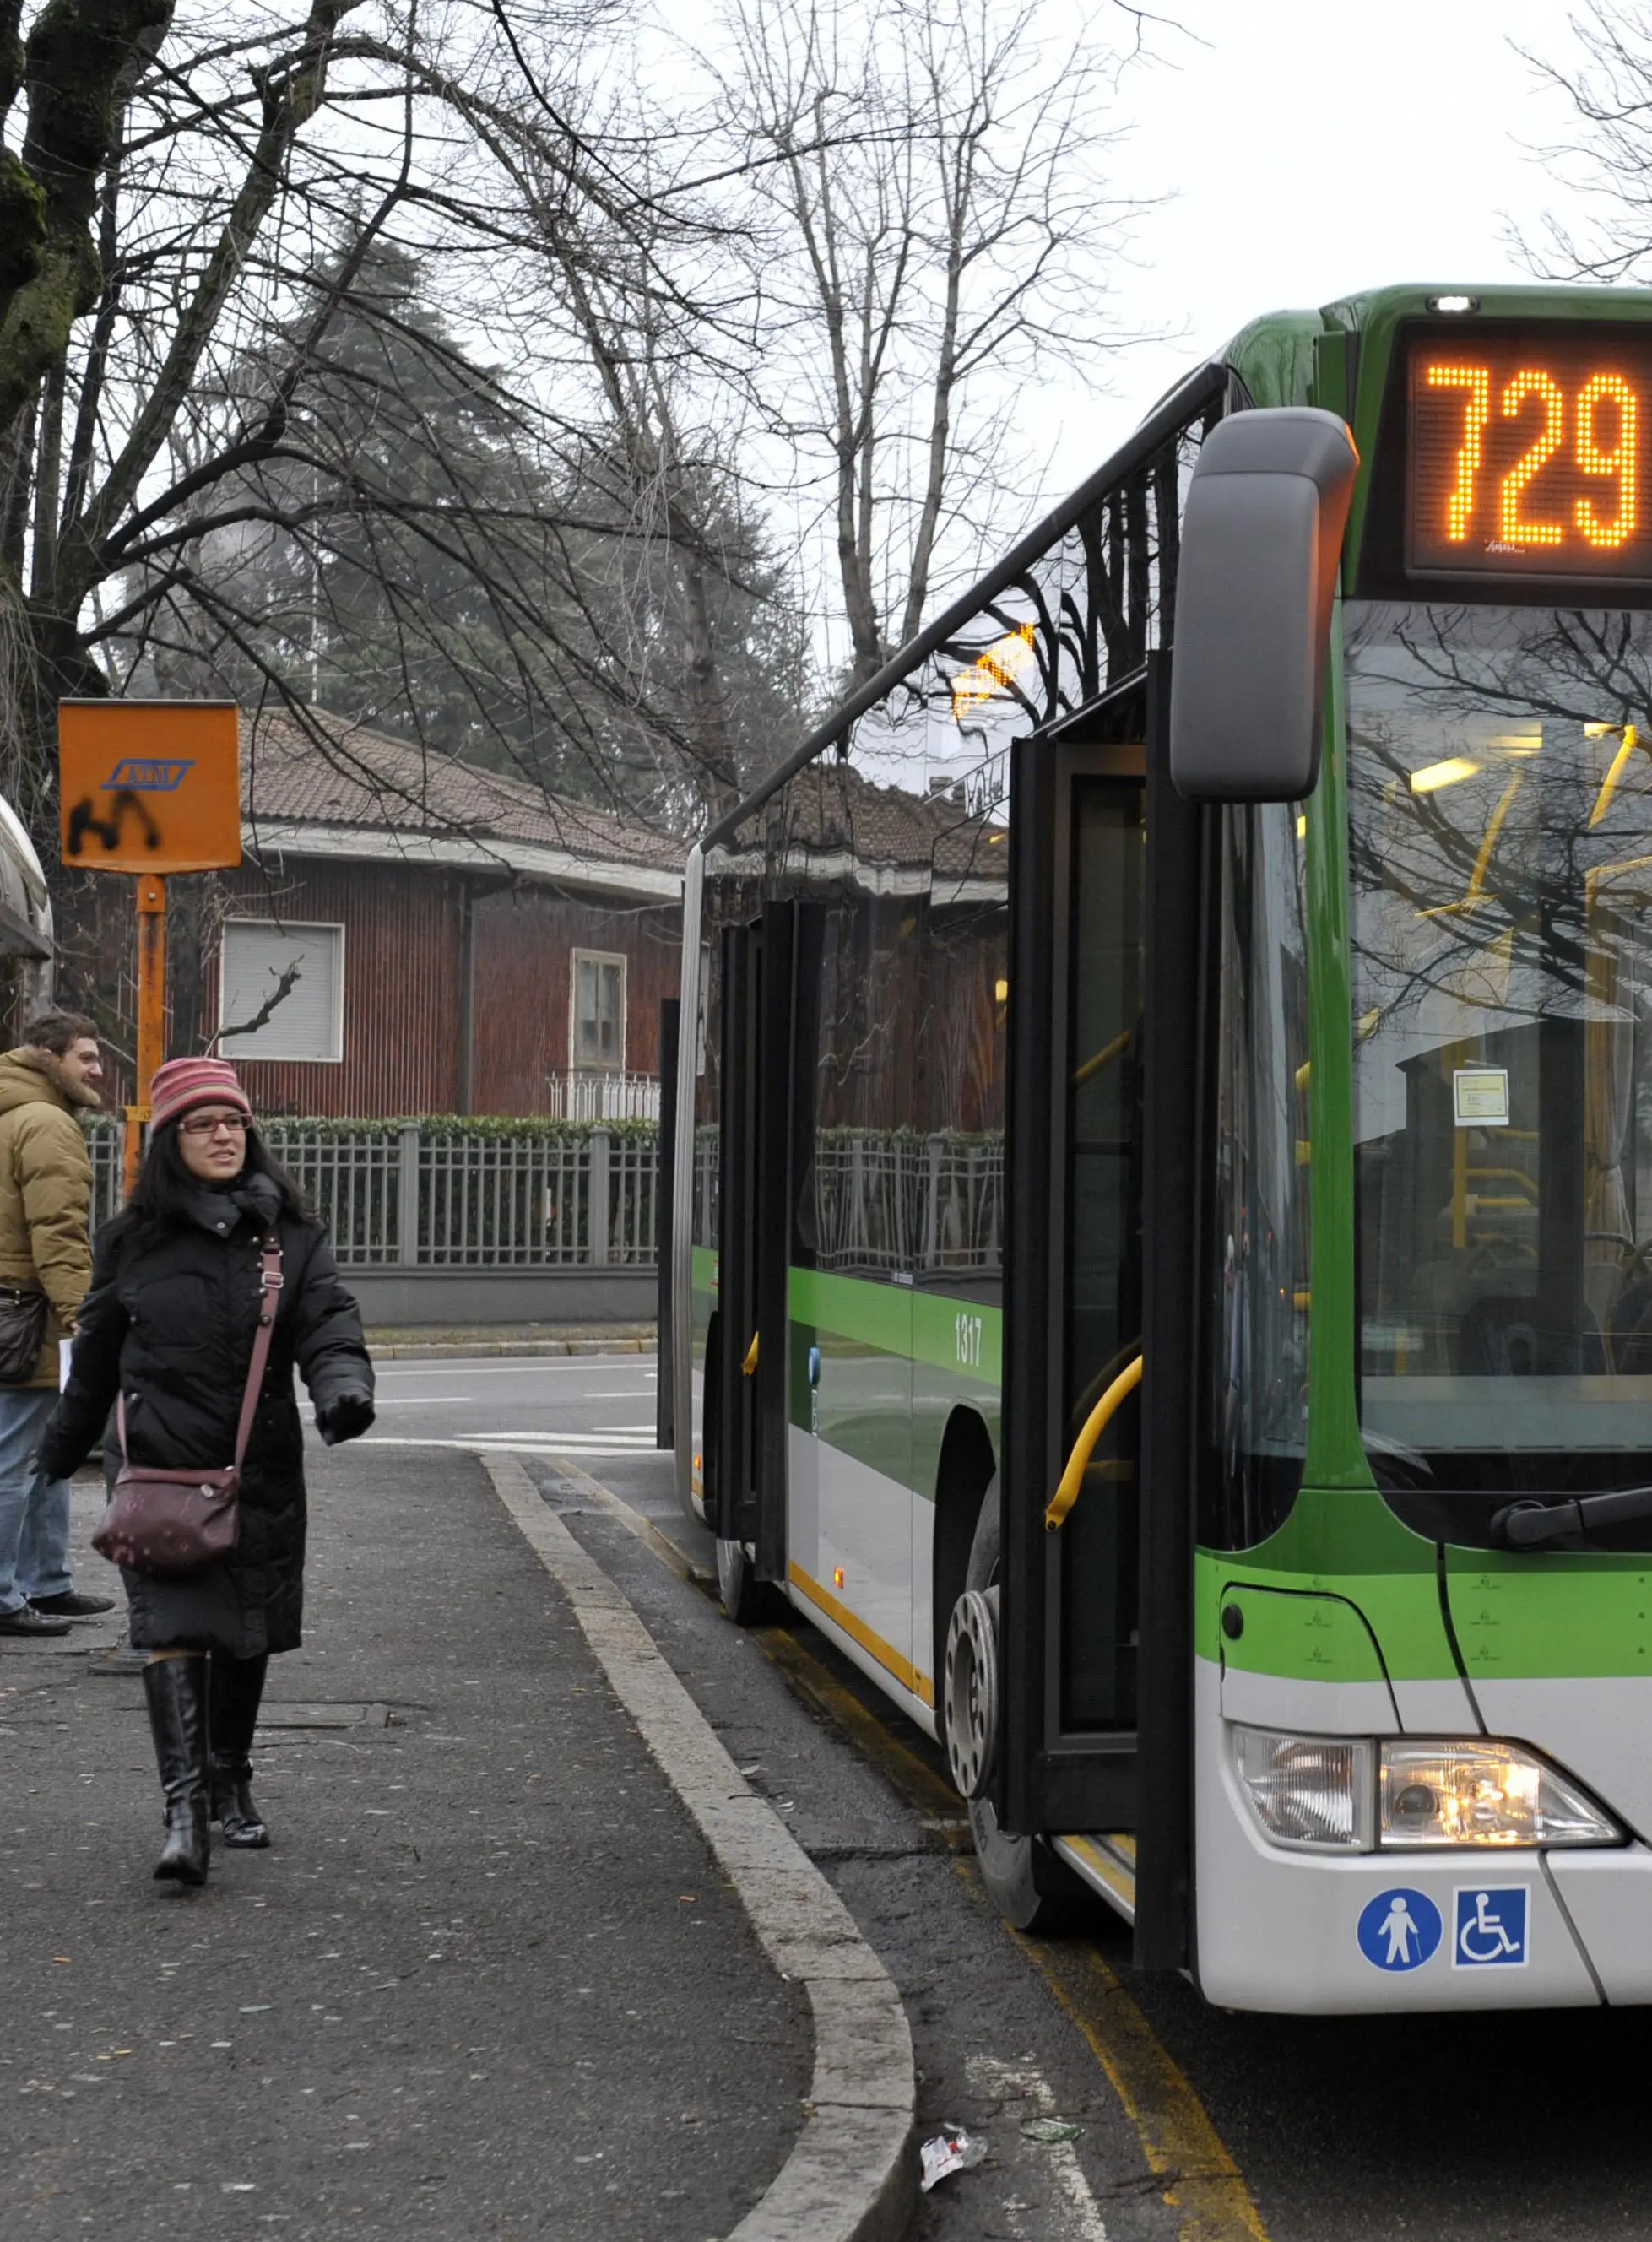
[143,1655,210,1885]
[209,1652,270,1848]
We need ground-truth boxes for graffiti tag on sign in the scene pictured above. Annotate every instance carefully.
[58,702,241,873]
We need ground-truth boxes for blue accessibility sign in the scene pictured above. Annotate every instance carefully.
[1453,1886,1530,1969]
[1357,1887,1443,1972]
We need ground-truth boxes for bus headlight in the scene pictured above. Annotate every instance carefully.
[1231,1727,1372,1849]
[1378,1741,1622,1849]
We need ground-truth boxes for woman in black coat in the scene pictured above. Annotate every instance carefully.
[40,1057,375,1886]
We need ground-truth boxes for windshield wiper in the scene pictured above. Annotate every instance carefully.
[1491,1483,1652,1551]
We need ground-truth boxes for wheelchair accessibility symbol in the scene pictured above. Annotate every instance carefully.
[1453,1886,1530,1969]
[1356,1887,1442,1971]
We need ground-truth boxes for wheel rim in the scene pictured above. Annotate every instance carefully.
[943,1584,999,1799]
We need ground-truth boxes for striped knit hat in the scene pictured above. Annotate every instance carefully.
[149,1056,252,1132]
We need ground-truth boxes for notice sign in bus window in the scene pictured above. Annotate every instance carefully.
[1407,334,1652,582]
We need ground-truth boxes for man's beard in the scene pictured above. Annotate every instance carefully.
[41,1061,102,1110]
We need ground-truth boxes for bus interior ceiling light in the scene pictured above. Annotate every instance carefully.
[1231,1727,1622,1851]
[1410,756,1481,793]
[1427,294,1481,314]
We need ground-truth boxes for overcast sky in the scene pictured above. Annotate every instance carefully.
[1034,0,1597,499]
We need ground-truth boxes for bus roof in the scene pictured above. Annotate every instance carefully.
[699,281,1652,854]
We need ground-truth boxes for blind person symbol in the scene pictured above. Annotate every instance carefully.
[1357,1888,1443,1972]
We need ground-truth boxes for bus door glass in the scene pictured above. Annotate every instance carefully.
[1062,778,1146,1730]
[713,902,798,1579]
[1005,737,1150,1835]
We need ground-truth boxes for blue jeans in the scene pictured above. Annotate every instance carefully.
[0,1388,71,1613]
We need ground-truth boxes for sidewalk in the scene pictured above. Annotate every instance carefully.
[2,1442,809,2239]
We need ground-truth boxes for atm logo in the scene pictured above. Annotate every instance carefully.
[103,758,195,792]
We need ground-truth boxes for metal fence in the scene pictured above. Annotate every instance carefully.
[544,1071,661,1123]
[87,1124,658,1270]
[694,1125,1003,1281]
[813,1132,1003,1278]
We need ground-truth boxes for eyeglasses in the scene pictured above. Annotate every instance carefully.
[179,1113,249,1137]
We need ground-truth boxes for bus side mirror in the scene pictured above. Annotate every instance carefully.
[1168,407,1358,803]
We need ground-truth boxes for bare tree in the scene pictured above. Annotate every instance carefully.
[1518,3,1652,278]
[1,0,788,837]
[714,0,1156,688]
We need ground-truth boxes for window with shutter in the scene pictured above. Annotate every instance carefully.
[219,921,344,1062]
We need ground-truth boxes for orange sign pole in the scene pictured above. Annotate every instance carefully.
[126,872,167,1195]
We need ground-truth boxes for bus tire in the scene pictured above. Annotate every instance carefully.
[952,1481,1090,1934]
[716,1535,783,1627]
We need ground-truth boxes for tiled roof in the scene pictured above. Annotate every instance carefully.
[241,709,681,875]
[753,760,1008,880]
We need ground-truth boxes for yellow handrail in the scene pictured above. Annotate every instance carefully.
[1072,1026,1133,1088]
[1044,1353,1143,1533]
[742,1330,760,1377]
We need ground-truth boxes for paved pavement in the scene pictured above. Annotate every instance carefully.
[2,1431,810,2239]
[43,1343,1652,2239]
[376,1357,1652,2242]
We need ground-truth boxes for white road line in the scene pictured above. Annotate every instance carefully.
[366,1395,472,1405]
[481,1451,915,2242]
[358,1437,658,1458]
[373,1358,652,1376]
[964,2055,1108,2241]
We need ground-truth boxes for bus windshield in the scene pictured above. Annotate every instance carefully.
[1347,599,1652,1497]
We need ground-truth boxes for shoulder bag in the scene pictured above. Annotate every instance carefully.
[0,1283,47,1383]
[92,1234,284,1576]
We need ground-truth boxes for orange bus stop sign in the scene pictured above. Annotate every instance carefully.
[58,700,241,873]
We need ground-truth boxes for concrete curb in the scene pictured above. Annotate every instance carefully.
[368,1336,653,1360]
[481,1451,917,2242]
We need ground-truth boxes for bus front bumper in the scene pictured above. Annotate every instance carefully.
[1192,1661,1652,2012]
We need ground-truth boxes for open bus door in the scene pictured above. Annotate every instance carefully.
[711,903,797,1589]
[999,656,1209,1969]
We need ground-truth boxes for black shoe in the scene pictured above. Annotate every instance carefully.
[143,1657,211,1886]
[0,1603,71,1636]
[30,1591,116,1618]
[211,1768,270,1848]
[209,1652,271,1848]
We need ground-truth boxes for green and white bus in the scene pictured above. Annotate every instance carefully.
[666,284,1652,2012]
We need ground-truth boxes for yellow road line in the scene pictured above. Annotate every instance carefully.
[1005,1902,1271,2242]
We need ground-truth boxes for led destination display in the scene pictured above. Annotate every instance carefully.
[1406,333,1652,583]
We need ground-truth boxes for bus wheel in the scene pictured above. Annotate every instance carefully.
[947,1481,1088,1934]
[716,1536,782,1626]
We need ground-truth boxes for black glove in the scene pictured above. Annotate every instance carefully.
[35,1438,74,1483]
[317,1388,375,1447]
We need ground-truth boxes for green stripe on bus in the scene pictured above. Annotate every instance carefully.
[788,1266,1001,1383]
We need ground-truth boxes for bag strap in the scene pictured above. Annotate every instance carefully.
[116,1232,284,1468]
[233,1234,285,1469]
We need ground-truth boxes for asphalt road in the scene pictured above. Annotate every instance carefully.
[360,1356,662,1465]
[371,1355,1652,2241]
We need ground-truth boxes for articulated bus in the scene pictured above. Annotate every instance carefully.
[667,283,1652,2012]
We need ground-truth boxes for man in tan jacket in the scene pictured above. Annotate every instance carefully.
[0,1011,111,1637]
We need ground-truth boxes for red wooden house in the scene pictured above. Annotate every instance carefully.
[201,712,684,1118]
